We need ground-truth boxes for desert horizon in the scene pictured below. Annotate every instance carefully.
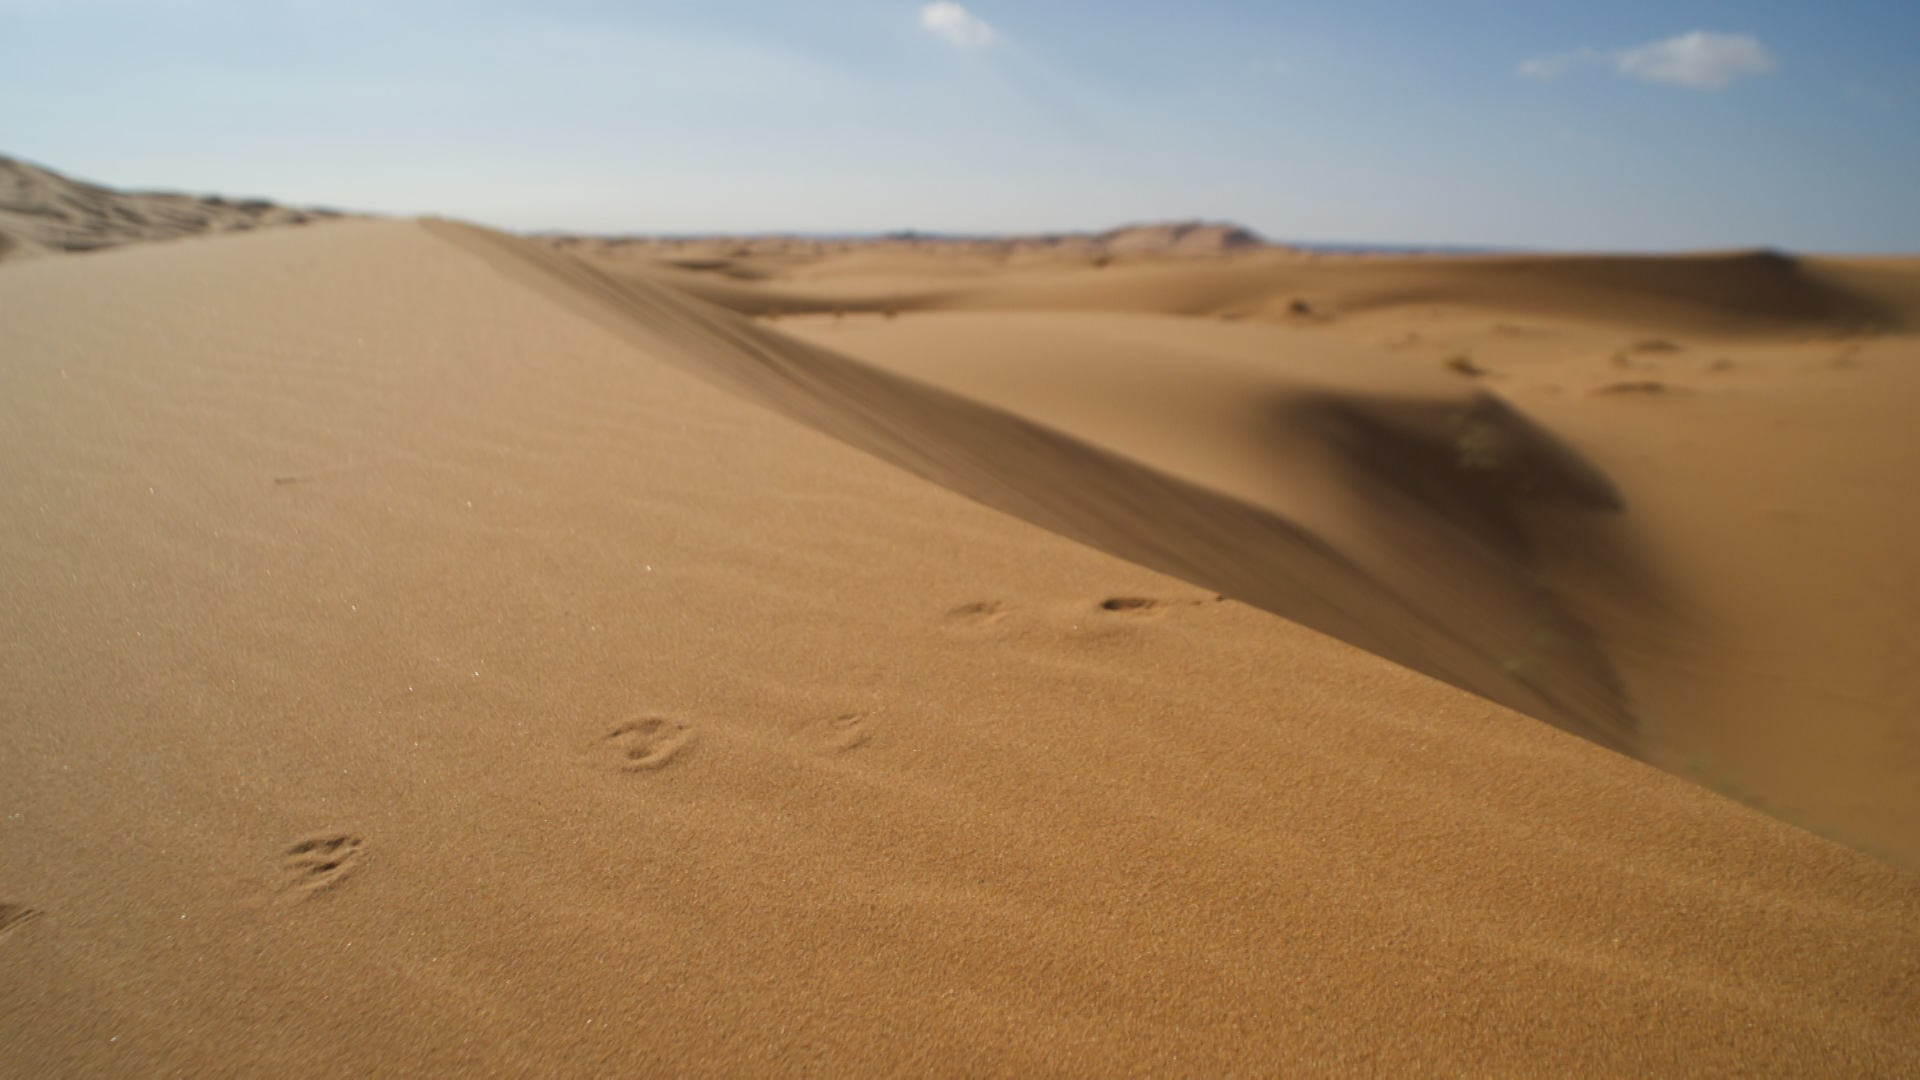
[5,139,1919,1075]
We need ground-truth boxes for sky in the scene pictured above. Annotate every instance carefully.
[3,1,1917,250]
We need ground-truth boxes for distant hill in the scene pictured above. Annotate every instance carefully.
[0,155,346,262]
[538,219,1279,264]
[1093,220,1266,255]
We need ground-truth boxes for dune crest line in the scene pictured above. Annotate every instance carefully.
[426,219,1644,753]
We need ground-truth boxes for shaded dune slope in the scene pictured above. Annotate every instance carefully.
[435,221,1645,752]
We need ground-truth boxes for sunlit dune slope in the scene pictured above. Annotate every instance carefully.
[546,228,1920,866]
[4,217,1918,1075]
[449,223,1646,754]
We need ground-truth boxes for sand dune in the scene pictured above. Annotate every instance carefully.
[450,224,1646,755]
[539,228,1920,865]
[0,155,344,263]
[3,215,1918,1074]
[551,230,1916,336]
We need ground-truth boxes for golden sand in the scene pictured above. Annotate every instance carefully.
[2,217,1916,1074]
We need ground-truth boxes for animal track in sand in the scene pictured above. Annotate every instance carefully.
[820,711,873,753]
[603,716,695,771]
[278,833,364,901]
[1593,380,1680,396]
[1096,595,1224,619]
[0,902,43,939]
[946,600,1008,624]
[1628,338,1683,354]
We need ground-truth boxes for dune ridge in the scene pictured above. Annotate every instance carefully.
[0,154,345,262]
[542,218,1272,265]
[536,224,1920,865]
[435,221,1645,753]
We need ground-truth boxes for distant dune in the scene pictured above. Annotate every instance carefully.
[542,227,1916,335]
[0,155,345,262]
[4,163,1919,1074]
[543,219,1271,262]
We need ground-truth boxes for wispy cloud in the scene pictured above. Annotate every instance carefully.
[1615,31,1776,89]
[921,2,996,49]
[1517,48,1603,82]
[1520,31,1777,91]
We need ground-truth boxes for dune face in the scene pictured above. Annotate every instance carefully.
[444,224,1647,757]
[0,155,343,262]
[3,214,1919,1074]
[535,228,1920,867]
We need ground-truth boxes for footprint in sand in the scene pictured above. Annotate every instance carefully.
[278,833,364,902]
[1592,380,1678,396]
[1095,595,1224,619]
[0,902,43,939]
[819,711,873,754]
[946,600,1008,625]
[603,717,695,771]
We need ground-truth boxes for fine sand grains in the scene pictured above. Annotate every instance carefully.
[1,220,1917,1075]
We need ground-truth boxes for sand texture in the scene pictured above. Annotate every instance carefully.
[4,218,1919,1075]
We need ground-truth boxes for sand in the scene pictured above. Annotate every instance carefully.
[2,214,1918,1075]
[0,154,343,264]
[562,233,1920,864]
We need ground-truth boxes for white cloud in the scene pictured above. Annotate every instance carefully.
[921,2,996,48]
[1517,48,1602,81]
[1519,31,1777,91]
[1614,31,1776,89]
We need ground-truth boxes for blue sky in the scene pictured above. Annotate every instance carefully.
[3,1,1916,250]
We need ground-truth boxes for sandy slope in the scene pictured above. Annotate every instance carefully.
[2,217,1918,1075]
[547,235,1920,868]
[0,155,343,263]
